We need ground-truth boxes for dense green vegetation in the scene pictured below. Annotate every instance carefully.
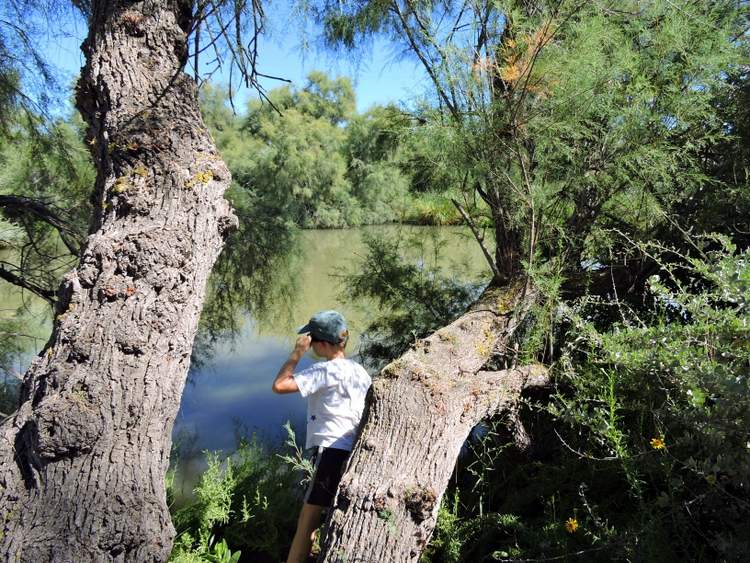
[368,237,750,562]
[1,0,749,561]
[168,425,312,563]
[316,0,750,561]
[201,72,463,229]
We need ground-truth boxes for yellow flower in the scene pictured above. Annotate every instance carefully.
[564,517,579,533]
[650,437,666,450]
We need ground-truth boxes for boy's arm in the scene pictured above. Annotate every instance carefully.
[271,334,311,394]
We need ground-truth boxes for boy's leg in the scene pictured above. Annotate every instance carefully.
[287,448,349,563]
[286,503,324,563]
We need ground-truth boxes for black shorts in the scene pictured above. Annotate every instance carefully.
[304,447,350,507]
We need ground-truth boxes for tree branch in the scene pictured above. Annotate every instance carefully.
[0,263,56,305]
[0,195,82,256]
[403,0,460,111]
[474,365,550,413]
[451,197,501,281]
[391,1,460,121]
[471,364,550,449]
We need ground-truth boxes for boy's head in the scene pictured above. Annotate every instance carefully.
[298,310,349,351]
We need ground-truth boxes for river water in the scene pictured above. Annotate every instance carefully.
[1,225,491,492]
[172,226,490,491]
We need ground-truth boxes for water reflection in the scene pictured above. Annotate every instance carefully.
[1,225,491,492]
[175,225,490,456]
[176,322,308,453]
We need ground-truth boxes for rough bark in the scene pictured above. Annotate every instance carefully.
[0,1,236,561]
[319,282,549,563]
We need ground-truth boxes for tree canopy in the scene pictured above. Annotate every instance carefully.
[0,0,748,561]
[307,1,750,560]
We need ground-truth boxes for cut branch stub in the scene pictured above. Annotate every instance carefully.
[319,282,549,563]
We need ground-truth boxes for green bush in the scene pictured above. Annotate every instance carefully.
[401,194,464,226]
[421,238,750,562]
[342,225,748,561]
[545,238,750,561]
[169,423,313,562]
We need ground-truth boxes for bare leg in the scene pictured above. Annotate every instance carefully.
[287,503,324,563]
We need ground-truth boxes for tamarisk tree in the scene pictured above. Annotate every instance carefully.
[0,0,266,559]
[309,0,746,561]
[322,283,549,562]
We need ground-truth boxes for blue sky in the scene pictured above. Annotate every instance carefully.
[42,7,428,115]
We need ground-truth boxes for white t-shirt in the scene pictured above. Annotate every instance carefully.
[293,358,372,451]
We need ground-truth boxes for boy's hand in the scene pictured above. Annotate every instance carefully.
[272,334,310,394]
[292,334,312,358]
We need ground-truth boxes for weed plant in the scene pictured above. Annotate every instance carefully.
[169,423,313,563]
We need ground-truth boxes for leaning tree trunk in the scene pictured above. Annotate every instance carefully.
[319,282,548,563]
[0,1,236,560]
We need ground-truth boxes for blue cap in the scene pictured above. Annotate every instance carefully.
[298,310,348,344]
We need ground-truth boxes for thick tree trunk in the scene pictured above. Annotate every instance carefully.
[0,1,235,560]
[319,282,548,563]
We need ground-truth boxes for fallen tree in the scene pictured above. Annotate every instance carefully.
[320,282,550,562]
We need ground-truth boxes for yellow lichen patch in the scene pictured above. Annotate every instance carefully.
[436,329,457,344]
[70,388,97,413]
[134,166,148,177]
[112,176,130,194]
[495,281,525,314]
[184,170,213,189]
[195,170,213,184]
[410,365,429,383]
[475,341,490,357]
[381,359,405,379]
[71,389,88,403]
[496,291,514,314]
[475,324,496,358]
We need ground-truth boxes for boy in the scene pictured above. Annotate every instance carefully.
[272,310,371,563]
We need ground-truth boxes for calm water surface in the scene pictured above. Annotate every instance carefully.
[2,226,491,492]
[174,226,490,451]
